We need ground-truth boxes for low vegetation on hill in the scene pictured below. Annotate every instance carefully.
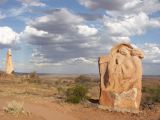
[0,73,159,120]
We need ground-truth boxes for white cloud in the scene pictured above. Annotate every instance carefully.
[18,0,46,7]
[30,48,54,66]
[139,43,160,75]
[0,26,19,45]
[123,0,142,9]
[79,0,127,10]
[139,0,160,14]
[20,8,112,67]
[111,36,130,43]
[3,0,46,20]
[65,57,96,64]
[152,60,160,63]
[103,12,160,43]
[77,25,98,36]
[30,8,84,25]
[30,48,96,67]
[23,26,48,37]
[140,43,160,63]
[8,5,27,17]
[104,12,160,37]
[79,0,160,15]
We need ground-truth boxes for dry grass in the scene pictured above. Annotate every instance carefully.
[0,74,159,109]
[3,100,24,114]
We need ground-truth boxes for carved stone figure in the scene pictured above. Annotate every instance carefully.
[98,43,144,113]
[6,49,14,74]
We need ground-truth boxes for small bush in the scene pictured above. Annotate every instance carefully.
[28,71,41,84]
[66,84,88,104]
[75,75,91,87]
[3,100,24,114]
[57,86,65,97]
[142,86,160,104]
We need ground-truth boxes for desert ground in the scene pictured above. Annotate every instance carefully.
[0,73,159,120]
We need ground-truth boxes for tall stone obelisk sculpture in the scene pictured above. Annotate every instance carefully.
[6,49,14,74]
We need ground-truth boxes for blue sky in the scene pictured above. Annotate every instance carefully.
[0,0,160,75]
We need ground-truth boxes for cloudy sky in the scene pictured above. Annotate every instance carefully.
[0,0,159,75]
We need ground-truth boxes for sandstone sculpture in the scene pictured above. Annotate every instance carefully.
[6,49,14,74]
[98,43,144,113]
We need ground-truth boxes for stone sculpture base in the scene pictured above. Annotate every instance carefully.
[99,88,141,113]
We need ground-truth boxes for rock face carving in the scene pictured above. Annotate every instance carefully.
[98,43,144,113]
[6,49,14,74]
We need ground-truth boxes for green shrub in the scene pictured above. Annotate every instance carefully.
[142,86,160,104]
[75,75,91,87]
[29,71,38,78]
[66,84,88,104]
[28,71,41,84]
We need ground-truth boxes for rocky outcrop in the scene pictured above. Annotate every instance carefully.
[98,43,144,113]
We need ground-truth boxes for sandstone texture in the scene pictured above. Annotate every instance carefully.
[98,43,144,113]
[6,49,14,74]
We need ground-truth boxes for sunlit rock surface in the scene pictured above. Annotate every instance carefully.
[6,49,14,74]
[98,43,144,113]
